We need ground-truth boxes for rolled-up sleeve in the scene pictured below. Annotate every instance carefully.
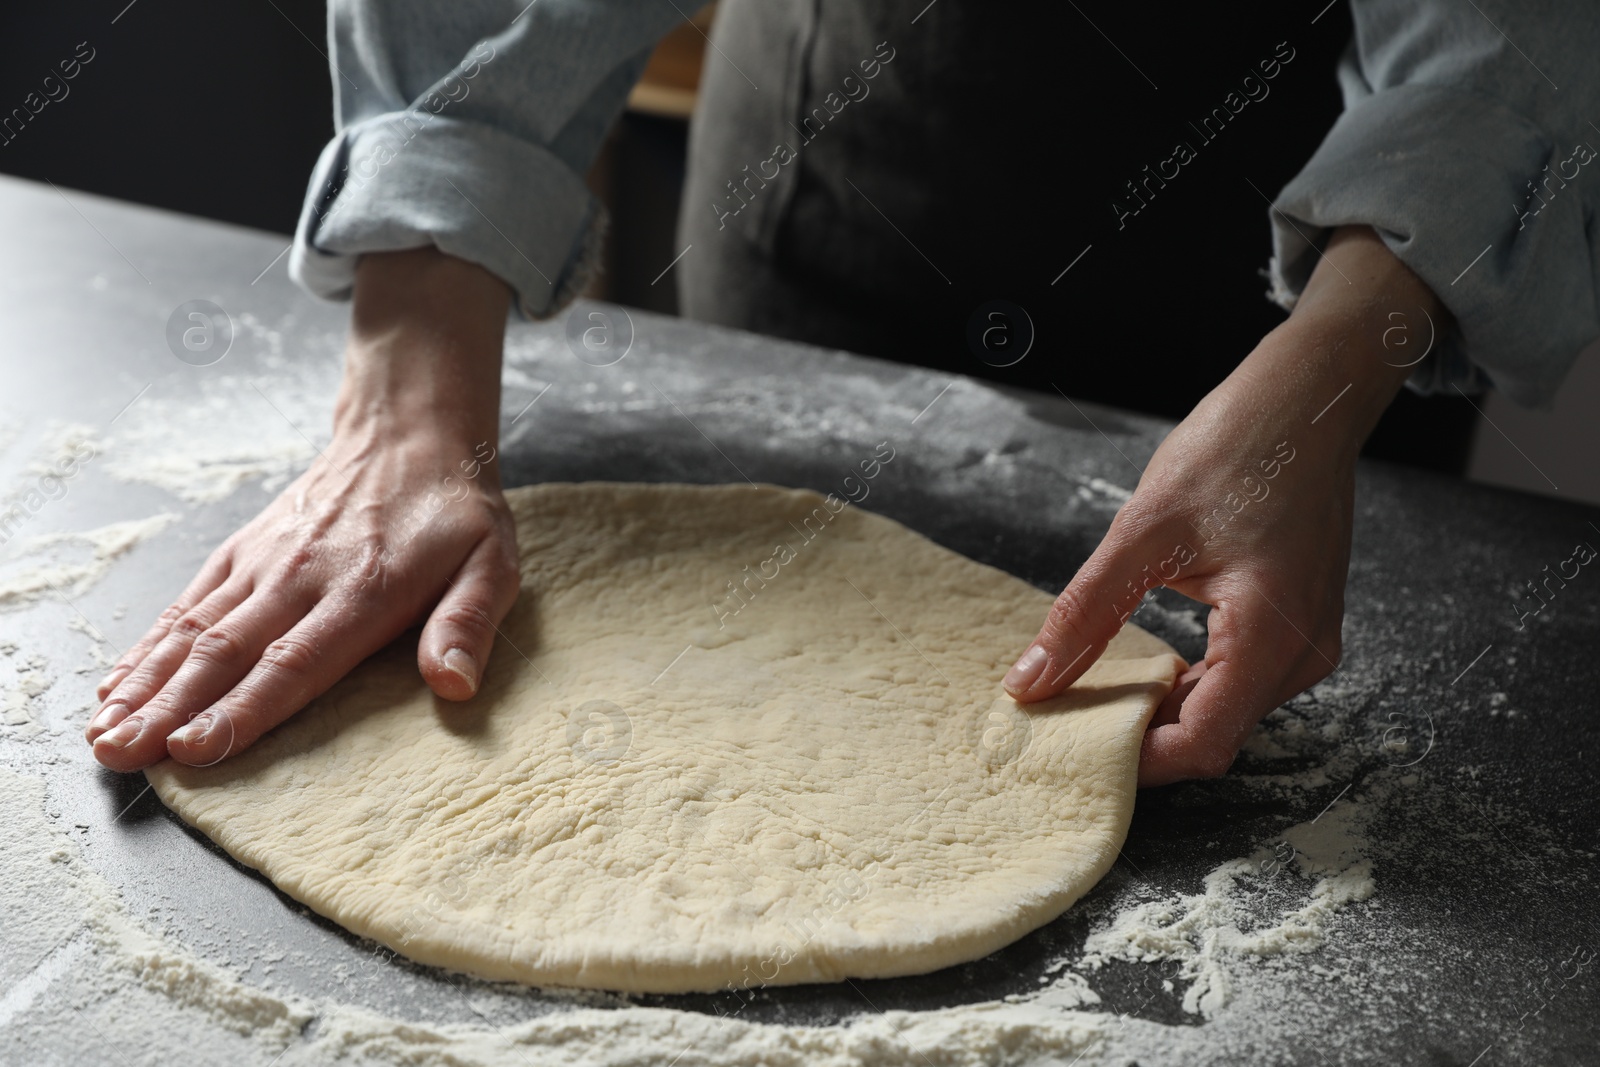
[289,1,684,320]
[1267,3,1600,408]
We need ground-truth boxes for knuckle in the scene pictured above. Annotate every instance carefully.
[273,544,321,585]
[108,664,156,699]
[433,603,497,645]
[1110,490,1186,547]
[354,542,393,584]
[1110,497,1161,541]
[458,507,498,537]
[1044,586,1100,647]
[261,634,319,679]
[168,610,213,642]
[190,624,252,666]
[340,573,389,609]
[212,528,243,555]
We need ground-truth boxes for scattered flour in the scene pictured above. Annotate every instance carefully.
[104,440,313,505]
[0,416,1391,1064]
[20,421,100,483]
[501,363,554,397]
[100,321,332,504]
[1074,477,1135,506]
[1079,795,1376,1017]
[0,645,52,739]
[1129,595,1208,640]
[0,738,1392,1066]
[0,770,314,1063]
[0,421,101,551]
[0,514,177,611]
[65,613,118,672]
[0,768,1114,1067]
[102,384,316,504]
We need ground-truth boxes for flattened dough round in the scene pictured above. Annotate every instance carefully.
[148,483,1182,993]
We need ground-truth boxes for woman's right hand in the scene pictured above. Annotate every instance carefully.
[85,247,521,772]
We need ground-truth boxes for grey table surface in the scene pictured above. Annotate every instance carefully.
[0,173,1595,1065]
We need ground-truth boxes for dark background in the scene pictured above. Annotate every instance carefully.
[0,0,1477,471]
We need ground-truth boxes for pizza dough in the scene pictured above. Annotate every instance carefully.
[148,483,1182,993]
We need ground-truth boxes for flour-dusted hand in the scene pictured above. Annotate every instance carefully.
[85,249,518,772]
[1004,228,1446,786]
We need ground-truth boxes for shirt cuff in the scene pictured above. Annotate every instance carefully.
[1265,82,1597,409]
[289,112,604,321]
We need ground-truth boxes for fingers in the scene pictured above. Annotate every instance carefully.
[90,591,313,770]
[87,576,252,743]
[1151,659,1206,730]
[417,537,521,701]
[1137,655,1277,787]
[1137,590,1339,787]
[1005,514,1181,703]
[96,548,235,701]
[162,597,409,769]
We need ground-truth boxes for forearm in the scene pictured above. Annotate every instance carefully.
[335,247,511,455]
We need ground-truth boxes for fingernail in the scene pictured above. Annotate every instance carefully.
[98,667,130,695]
[443,648,478,692]
[97,717,144,750]
[87,703,129,739]
[170,715,213,747]
[1003,645,1049,695]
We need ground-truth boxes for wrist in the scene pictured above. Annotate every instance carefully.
[334,247,510,444]
[1236,226,1443,464]
[1257,315,1408,463]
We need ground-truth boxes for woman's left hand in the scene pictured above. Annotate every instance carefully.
[1003,226,1446,786]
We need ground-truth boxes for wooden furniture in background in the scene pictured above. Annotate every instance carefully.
[627,6,714,120]
[584,5,714,313]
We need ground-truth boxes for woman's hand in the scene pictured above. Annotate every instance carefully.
[85,247,520,772]
[1004,226,1445,786]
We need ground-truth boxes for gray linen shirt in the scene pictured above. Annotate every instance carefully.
[289,2,1600,408]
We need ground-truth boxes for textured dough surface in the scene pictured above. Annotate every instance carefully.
[148,483,1182,993]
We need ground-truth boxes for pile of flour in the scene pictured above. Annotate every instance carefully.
[1077,784,1375,1018]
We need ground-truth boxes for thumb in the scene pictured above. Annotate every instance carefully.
[418,537,522,701]
[1004,526,1182,702]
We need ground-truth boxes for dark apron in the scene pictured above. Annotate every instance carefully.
[674,1,1477,471]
